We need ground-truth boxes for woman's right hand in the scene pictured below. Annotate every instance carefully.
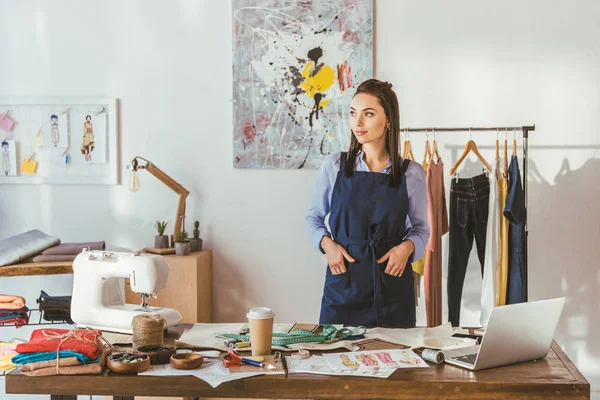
[321,236,355,275]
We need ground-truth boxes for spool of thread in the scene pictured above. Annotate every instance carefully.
[421,348,444,364]
[132,314,166,351]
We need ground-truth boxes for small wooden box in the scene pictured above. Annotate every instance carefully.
[125,250,212,323]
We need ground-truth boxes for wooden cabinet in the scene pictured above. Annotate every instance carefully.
[125,250,212,323]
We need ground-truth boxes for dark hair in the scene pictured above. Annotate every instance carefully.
[86,115,91,120]
[1,141,8,146]
[50,114,58,119]
[344,79,403,187]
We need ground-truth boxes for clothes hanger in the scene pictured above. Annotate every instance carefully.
[402,129,415,160]
[495,129,500,161]
[449,128,492,176]
[503,129,508,177]
[422,129,432,165]
[512,129,517,157]
[431,129,441,163]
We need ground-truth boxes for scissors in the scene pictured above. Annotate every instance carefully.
[222,347,276,370]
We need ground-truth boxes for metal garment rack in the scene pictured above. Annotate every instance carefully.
[402,125,535,301]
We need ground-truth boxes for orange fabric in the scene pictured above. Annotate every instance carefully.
[0,295,25,310]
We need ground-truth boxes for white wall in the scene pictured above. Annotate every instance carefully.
[1,0,599,397]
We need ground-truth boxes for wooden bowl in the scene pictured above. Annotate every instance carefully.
[137,345,176,365]
[107,352,151,374]
[170,353,204,370]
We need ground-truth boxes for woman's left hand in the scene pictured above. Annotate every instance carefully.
[377,241,415,277]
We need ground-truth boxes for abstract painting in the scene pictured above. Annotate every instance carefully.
[233,0,373,169]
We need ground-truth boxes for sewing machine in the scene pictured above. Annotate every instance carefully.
[71,250,182,334]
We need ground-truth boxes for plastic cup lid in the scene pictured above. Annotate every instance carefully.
[246,307,275,319]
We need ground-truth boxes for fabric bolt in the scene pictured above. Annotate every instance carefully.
[0,295,25,310]
[447,172,490,327]
[16,328,103,360]
[20,350,108,376]
[481,159,501,326]
[30,254,77,262]
[505,156,527,304]
[0,230,60,266]
[0,306,28,316]
[423,159,449,327]
[317,152,425,328]
[19,356,83,371]
[12,350,91,365]
[41,241,105,255]
[497,174,509,306]
[0,316,28,327]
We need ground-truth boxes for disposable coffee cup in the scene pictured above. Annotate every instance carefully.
[247,307,275,356]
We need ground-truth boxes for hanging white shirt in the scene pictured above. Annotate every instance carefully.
[481,159,501,327]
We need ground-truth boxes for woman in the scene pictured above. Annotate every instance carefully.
[305,79,430,328]
[81,115,95,161]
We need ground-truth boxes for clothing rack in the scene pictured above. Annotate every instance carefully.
[402,125,535,302]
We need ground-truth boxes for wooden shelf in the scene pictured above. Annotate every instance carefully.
[0,261,73,277]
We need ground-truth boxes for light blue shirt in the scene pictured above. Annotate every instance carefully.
[305,151,430,260]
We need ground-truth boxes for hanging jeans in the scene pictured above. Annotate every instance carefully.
[448,173,490,327]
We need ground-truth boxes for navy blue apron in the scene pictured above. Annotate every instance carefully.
[319,152,415,328]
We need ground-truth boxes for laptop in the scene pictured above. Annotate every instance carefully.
[444,297,565,371]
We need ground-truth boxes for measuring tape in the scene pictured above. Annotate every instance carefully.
[220,325,366,346]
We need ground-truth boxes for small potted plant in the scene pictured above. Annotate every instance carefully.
[175,230,190,256]
[189,220,203,252]
[154,221,169,249]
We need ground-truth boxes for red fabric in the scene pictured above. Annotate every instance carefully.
[0,316,28,328]
[16,329,103,359]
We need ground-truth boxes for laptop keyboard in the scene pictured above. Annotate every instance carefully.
[453,353,477,366]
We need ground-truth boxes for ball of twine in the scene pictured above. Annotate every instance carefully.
[132,314,166,351]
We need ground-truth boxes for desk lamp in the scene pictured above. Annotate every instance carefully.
[128,157,189,247]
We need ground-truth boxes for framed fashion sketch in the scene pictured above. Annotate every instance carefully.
[0,97,118,184]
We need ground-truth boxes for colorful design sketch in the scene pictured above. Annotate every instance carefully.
[1,140,17,176]
[286,355,395,379]
[339,354,359,369]
[232,0,373,169]
[81,115,95,162]
[323,350,429,371]
[375,352,398,367]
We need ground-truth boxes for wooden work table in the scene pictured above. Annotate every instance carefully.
[5,341,589,400]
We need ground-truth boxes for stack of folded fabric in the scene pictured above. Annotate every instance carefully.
[37,290,73,324]
[29,241,106,262]
[0,342,18,373]
[0,295,29,327]
[13,328,108,376]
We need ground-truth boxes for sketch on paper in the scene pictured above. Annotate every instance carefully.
[1,140,17,176]
[323,349,428,371]
[48,113,69,148]
[232,0,373,169]
[75,112,106,164]
[81,115,95,162]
